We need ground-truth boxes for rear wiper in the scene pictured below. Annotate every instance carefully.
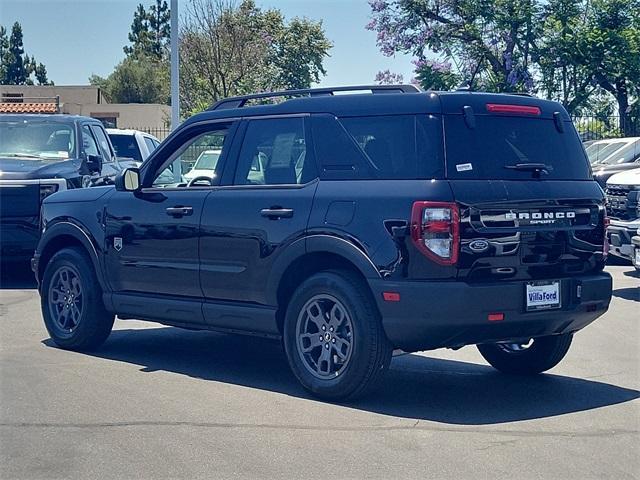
[504,163,553,176]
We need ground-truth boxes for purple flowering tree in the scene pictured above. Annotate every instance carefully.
[375,69,404,84]
[366,0,539,92]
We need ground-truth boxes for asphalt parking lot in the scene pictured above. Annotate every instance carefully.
[0,263,638,480]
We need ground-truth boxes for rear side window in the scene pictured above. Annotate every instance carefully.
[110,134,143,162]
[445,115,591,180]
[312,114,443,180]
[234,117,315,185]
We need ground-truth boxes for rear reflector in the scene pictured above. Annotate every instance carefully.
[486,104,541,116]
[488,313,505,322]
[383,292,401,302]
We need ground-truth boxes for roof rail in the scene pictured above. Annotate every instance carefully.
[208,84,421,111]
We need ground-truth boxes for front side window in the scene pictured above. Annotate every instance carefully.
[234,118,313,185]
[82,125,100,157]
[90,125,114,161]
[152,127,229,188]
[0,120,75,160]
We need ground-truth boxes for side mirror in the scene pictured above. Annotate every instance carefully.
[115,168,141,192]
[86,154,102,173]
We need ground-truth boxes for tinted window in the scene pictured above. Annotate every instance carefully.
[234,118,314,185]
[312,114,443,180]
[444,115,591,180]
[109,134,143,162]
[90,125,114,161]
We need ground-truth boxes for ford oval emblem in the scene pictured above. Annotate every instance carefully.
[469,239,489,253]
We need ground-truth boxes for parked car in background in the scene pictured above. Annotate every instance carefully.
[32,86,611,401]
[586,137,638,165]
[592,138,640,187]
[183,149,221,182]
[0,114,118,261]
[605,167,640,263]
[106,128,160,164]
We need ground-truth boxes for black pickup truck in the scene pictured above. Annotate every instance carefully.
[32,86,612,401]
[0,114,124,261]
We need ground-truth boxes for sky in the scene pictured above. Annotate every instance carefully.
[0,0,415,87]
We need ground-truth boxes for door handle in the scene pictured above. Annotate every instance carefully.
[166,206,193,217]
[260,207,294,219]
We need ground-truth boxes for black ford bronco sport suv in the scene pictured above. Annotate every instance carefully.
[33,85,612,400]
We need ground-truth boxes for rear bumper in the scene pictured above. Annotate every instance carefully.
[369,273,612,352]
[607,222,639,260]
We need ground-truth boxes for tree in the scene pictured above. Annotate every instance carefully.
[367,0,639,119]
[375,70,404,85]
[90,55,169,104]
[0,22,51,85]
[124,1,170,59]
[582,0,640,134]
[180,0,332,115]
[367,0,539,93]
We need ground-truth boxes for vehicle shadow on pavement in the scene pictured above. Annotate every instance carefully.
[0,262,37,289]
[612,287,639,302]
[52,325,640,426]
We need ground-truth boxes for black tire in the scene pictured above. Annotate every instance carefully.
[477,334,573,375]
[283,270,392,401]
[41,247,114,351]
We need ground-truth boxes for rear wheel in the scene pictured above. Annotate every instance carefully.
[477,333,573,375]
[41,247,114,351]
[283,270,392,401]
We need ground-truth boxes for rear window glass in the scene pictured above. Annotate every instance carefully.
[594,139,640,166]
[312,114,443,180]
[109,134,142,162]
[444,115,591,180]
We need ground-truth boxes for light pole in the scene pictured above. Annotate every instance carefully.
[170,0,179,130]
[170,0,180,180]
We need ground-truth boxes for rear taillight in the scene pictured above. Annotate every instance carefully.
[410,201,460,265]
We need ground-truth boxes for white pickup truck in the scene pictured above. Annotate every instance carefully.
[605,168,640,267]
[106,128,161,164]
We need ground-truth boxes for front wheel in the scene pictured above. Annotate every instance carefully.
[477,334,573,375]
[41,247,114,351]
[283,270,392,401]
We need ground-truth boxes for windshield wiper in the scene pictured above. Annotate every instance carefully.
[504,163,553,176]
[2,153,41,159]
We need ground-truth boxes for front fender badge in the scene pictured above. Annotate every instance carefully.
[113,237,123,251]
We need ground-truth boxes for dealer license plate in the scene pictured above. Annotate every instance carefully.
[526,281,561,311]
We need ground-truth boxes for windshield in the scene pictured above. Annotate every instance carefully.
[194,150,220,170]
[109,134,143,162]
[0,120,75,160]
[593,139,640,166]
[588,141,628,164]
[444,115,591,180]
